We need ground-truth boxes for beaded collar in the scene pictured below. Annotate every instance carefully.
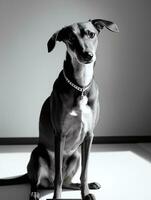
[63,69,93,99]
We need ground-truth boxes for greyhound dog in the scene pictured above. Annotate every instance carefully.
[0,19,119,200]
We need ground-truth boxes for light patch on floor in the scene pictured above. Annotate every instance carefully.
[0,144,151,200]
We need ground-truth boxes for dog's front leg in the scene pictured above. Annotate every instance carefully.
[80,135,95,200]
[53,134,65,199]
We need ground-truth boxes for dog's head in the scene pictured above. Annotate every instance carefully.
[47,19,119,64]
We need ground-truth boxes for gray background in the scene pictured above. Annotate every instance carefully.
[0,0,151,138]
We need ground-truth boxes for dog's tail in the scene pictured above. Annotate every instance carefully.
[0,173,29,186]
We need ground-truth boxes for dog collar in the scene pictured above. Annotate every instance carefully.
[63,69,93,98]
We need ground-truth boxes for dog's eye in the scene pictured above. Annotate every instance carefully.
[87,31,95,39]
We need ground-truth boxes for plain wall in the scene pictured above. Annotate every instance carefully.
[0,0,151,137]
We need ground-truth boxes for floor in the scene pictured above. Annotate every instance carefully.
[0,143,151,200]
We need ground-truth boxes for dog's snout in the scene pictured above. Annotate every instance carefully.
[83,51,93,61]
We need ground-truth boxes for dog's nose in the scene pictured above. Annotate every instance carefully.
[83,51,93,61]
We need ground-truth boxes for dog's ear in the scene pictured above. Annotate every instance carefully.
[47,27,68,53]
[90,19,119,33]
[47,31,59,53]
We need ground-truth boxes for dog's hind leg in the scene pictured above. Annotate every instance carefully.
[27,147,41,200]
[28,167,40,200]
[27,145,53,200]
[29,182,40,200]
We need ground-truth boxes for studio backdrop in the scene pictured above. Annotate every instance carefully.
[0,0,151,139]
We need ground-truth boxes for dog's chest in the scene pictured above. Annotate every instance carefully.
[62,96,93,153]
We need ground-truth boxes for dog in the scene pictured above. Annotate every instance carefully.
[0,19,119,200]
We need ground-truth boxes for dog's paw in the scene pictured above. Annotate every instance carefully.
[29,192,40,200]
[83,193,96,200]
[88,182,101,190]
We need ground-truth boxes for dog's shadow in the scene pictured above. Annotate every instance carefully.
[0,184,55,200]
[0,184,79,200]
[0,184,30,200]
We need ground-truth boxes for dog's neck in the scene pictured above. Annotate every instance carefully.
[63,52,95,87]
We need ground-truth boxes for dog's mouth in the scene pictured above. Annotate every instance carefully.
[83,59,93,64]
[78,57,93,64]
